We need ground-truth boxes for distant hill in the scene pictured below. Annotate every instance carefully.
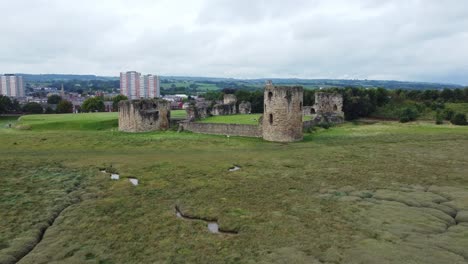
[164,76,464,90]
[18,74,118,82]
[16,74,465,90]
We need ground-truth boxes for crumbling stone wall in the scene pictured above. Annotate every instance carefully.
[179,121,262,137]
[262,83,303,142]
[311,92,345,124]
[186,103,209,121]
[223,94,237,105]
[313,92,343,115]
[211,103,236,116]
[303,106,315,116]
[118,99,171,132]
[238,101,252,114]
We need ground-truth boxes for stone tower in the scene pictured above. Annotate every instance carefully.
[262,82,304,142]
[118,99,171,132]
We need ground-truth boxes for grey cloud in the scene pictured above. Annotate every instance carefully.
[0,0,467,84]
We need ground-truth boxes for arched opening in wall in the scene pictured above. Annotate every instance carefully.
[269,114,273,125]
[311,108,316,114]
[155,111,159,120]
[268,91,273,101]
[333,105,338,111]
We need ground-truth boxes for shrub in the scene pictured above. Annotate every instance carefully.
[56,100,73,113]
[399,108,418,123]
[435,110,444,125]
[112,95,128,111]
[451,113,467,126]
[22,102,43,114]
[442,109,455,121]
[47,94,62,104]
[82,97,105,112]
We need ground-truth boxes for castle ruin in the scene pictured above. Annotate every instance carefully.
[118,99,171,132]
[211,94,237,116]
[306,92,345,124]
[262,82,304,142]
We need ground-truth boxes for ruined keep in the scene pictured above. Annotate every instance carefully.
[119,99,171,132]
[311,92,344,124]
[211,94,237,116]
[313,92,343,115]
[262,82,304,142]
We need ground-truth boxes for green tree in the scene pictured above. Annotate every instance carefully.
[435,110,444,125]
[451,113,467,126]
[81,97,105,112]
[112,94,128,111]
[442,109,455,121]
[47,94,62,104]
[399,107,418,123]
[0,95,13,114]
[22,102,43,114]
[56,100,73,113]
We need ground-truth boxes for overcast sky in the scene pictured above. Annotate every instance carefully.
[1,0,467,84]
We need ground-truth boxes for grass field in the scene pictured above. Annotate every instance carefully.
[1,113,468,263]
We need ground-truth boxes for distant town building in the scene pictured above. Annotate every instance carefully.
[0,74,25,97]
[120,71,160,99]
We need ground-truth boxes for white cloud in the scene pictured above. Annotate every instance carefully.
[0,0,467,84]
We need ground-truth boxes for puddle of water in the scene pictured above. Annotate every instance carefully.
[129,178,139,186]
[208,222,219,233]
[175,206,237,235]
[229,166,241,172]
[111,174,120,180]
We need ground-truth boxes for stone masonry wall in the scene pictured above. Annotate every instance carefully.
[180,122,262,138]
[238,101,252,114]
[223,94,237,105]
[118,99,171,132]
[313,92,344,115]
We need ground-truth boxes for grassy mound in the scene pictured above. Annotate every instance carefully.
[17,113,119,131]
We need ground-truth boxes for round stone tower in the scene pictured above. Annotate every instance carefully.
[262,82,304,142]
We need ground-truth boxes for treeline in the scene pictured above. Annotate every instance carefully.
[0,94,128,115]
[200,87,468,124]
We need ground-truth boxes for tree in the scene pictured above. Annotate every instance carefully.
[451,113,467,126]
[442,109,455,121]
[399,107,418,123]
[47,94,62,104]
[435,110,444,125]
[22,102,43,114]
[112,94,128,111]
[0,95,13,114]
[56,100,73,113]
[81,97,105,112]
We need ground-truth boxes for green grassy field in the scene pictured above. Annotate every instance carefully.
[1,114,468,263]
[171,110,187,119]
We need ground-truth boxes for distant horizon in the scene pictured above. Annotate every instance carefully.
[11,72,467,86]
